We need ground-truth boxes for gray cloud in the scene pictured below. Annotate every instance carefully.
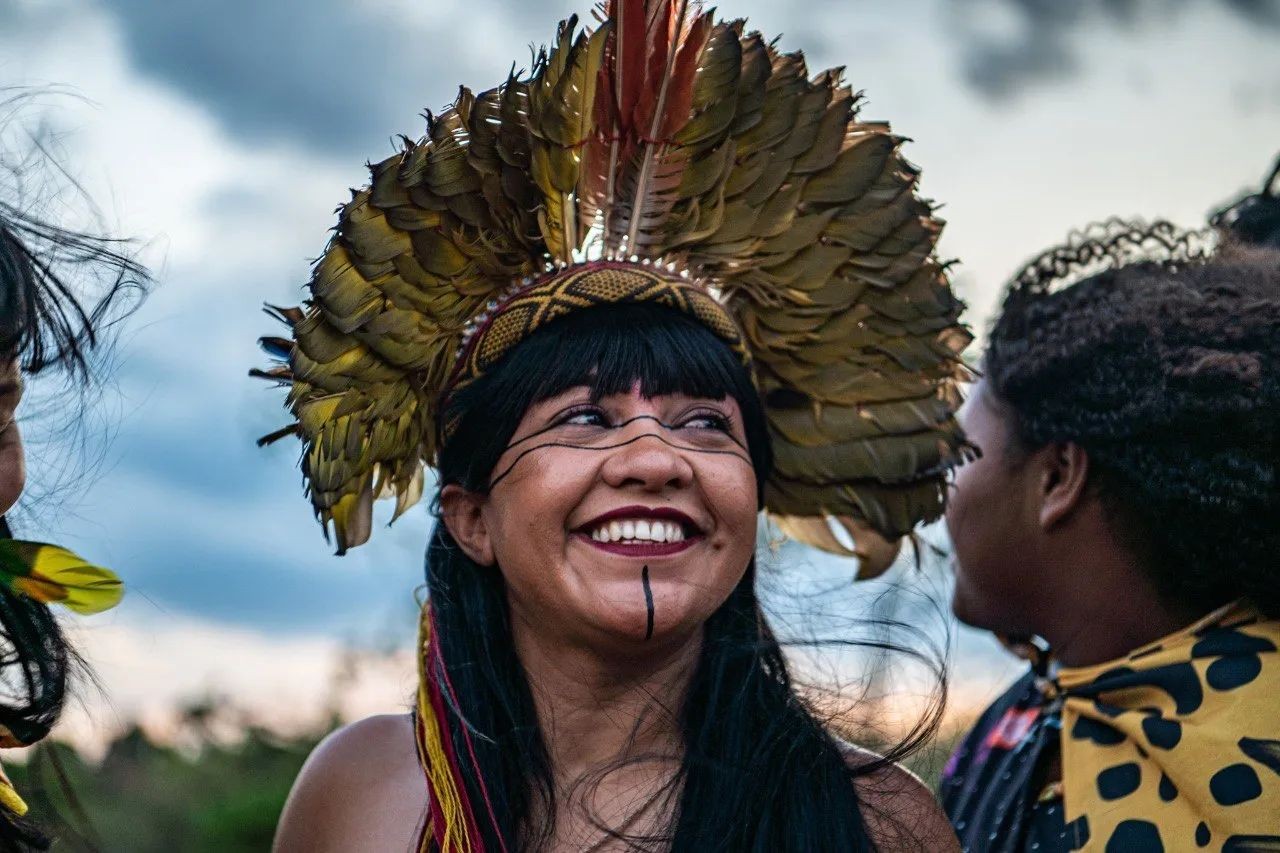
[12,0,1275,150]
[953,0,1280,99]
[961,27,1077,100]
[100,0,568,157]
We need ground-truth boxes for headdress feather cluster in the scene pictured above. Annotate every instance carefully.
[256,0,972,578]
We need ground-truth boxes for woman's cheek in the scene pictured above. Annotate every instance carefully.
[945,459,1027,630]
[706,465,759,559]
[720,462,758,520]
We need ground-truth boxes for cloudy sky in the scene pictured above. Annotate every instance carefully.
[1,0,1277,738]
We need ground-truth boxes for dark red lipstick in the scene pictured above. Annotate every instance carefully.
[573,505,704,557]
[576,505,702,535]
[582,537,696,557]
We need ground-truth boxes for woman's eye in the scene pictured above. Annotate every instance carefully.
[681,412,731,431]
[561,408,608,427]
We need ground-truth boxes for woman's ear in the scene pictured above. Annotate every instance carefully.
[439,484,495,566]
[1037,441,1090,531]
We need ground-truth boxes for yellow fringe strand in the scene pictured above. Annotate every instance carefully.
[415,605,475,853]
[0,758,27,817]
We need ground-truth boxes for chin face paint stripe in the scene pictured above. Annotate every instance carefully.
[642,565,654,641]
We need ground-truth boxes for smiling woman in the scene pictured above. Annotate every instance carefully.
[425,304,852,850]
[258,0,971,849]
[440,306,763,664]
[274,303,960,852]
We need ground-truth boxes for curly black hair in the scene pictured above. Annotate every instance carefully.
[983,219,1280,618]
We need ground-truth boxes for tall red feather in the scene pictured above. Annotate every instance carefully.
[614,0,647,135]
[588,0,714,255]
[659,11,710,139]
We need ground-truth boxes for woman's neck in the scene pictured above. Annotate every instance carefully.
[511,619,700,781]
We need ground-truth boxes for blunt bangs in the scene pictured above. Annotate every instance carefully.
[439,302,772,493]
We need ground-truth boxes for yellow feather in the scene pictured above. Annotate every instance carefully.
[0,541,123,615]
[770,515,901,579]
[0,759,27,816]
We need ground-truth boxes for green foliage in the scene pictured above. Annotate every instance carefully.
[1,700,965,851]
[8,722,325,853]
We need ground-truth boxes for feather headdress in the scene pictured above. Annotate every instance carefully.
[257,0,971,577]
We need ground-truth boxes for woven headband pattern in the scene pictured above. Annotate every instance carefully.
[447,262,747,399]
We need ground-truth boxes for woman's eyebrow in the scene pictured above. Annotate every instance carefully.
[532,395,592,419]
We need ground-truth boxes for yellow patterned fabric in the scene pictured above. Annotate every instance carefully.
[255,0,972,575]
[1057,601,1280,851]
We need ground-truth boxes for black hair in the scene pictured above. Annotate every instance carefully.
[0,97,150,850]
[0,116,147,377]
[984,220,1280,617]
[426,302,890,851]
[0,517,69,851]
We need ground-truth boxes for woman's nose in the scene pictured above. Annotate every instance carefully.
[599,427,694,493]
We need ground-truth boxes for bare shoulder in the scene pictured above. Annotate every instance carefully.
[842,744,960,853]
[273,713,427,853]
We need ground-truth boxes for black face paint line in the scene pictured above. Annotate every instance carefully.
[487,428,753,491]
[642,564,655,642]
[502,414,749,456]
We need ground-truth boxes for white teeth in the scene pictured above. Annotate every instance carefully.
[587,518,692,544]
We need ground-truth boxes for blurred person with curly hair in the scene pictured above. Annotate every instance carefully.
[939,160,1280,853]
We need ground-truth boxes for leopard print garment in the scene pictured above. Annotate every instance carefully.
[1056,601,1280,852]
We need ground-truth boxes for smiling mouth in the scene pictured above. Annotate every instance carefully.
[574,506,704,557]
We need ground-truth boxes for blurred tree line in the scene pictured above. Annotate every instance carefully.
[9,706,326,853]
[5,712,961,852]
[8,720,960,853]
[6,645,379,852]
[1,606,966,852]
